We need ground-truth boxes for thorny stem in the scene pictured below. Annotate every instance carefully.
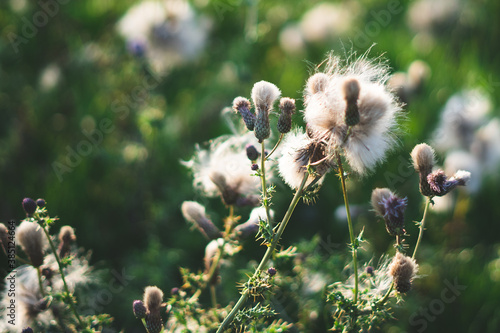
[335,153,359,304]
[260,141,272,228]
[41,225,84,328]
[264,133,284,161]
[217,173,308,332]
[37,267,46,297]
[412,197,432,259]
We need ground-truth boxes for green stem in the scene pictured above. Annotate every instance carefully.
[41,225,84,328]
[336,153,358,304]
[37,267,46,297]
[260,141,272,228]
[264,133,284,161]
[141,318,150,333]
[412,197,432,259]
[376,282,394,307]
[216,173,308,332]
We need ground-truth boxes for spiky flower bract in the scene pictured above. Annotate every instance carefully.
[303,53,402,174]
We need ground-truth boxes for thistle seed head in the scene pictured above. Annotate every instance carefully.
[343,78,360,126]
[58,226,76,258]
[233,96,256,131]
[17,221,46,267]
[144,286,164,313]
[371,188,407,236]
[411,143,436,196]
[306,73,329,95]
[389,252,418,293]
[277,97,296,133]
[181,201,222,240]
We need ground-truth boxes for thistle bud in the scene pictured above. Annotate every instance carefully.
[58,226,76,258]
[411,143,436,196]
[181,201,222,240]
[22,198,37,216]
[255,110,271,143]
[170,287,180,296]
[427,169,471,197]
[388,252,418,293]
[245,144,260,161]
[251,163,259,171]
[267,267,277,277]
[233,97,255,131]
[306,73,329,95]
[343,78,360,126]
[133,300,147,319]
[21,328,34,333]
[277,97,296,133]
[366,266,374,276]
[17,221,46,267]
[371,188,408,236]
[36,198,46,208]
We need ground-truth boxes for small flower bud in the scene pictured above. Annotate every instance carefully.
[36,198,46,208]
[133,300,147,319]
[371,188,408,236]
[255,110,271,143]
[389,252,418,293]
[306,73,329,95]
[144,286,164,313]
[22,328,34,333]
[343,78,360,126]
[170,287,180,296]
[251,163,259,171]
[245,144,260,161]
[411,143,436,196]
[233,97,255,131]
[267,267,277,277]
[22,198,37,216]
[58,226,76,258]
[181,201,222,240]
[17,221,46,267]
[277,97,296,133]
[366,266,374,276]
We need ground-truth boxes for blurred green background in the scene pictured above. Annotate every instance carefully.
[1,0,500,332]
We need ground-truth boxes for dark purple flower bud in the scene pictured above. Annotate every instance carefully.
[267,267,277,277]
[251,163,259,171]
[22,328,34,333]
[133,300,147,319]
[366,266,374,276]
[22,198,37,216]
[246,144,260,161]
[371,188,407,236]
[36,198,46,207]
[171,287,180,296]
[233,97,256,131]
[427,169,471,197]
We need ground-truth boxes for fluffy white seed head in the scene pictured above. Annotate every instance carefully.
[17,221,47,267]
[303,54,402,174]
[144,286,164,313]
[251,80,281,113]
[411,143,436,173]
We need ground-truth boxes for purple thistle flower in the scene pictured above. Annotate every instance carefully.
[371,188,407,236]
[133,300,147,319]
[427,169,471,197]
